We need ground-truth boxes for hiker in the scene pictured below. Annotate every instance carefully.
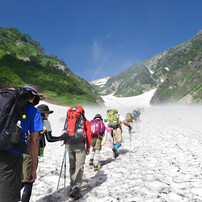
[0,84,43,202]
[89,114,112,171]
[132,109,141,121]
[62,106,91,200]
[21,104,63,202]
[106,109,132,158]
[37,104,64,156]
[125,112,133,135]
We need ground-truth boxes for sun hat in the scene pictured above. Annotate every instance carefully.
[37,104,53,114]
[94,114,103,120]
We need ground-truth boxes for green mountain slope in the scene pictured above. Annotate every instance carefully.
[0,27,103,106]
[150,30,202,104]
[91,30,202,104]
[101,63,156,97]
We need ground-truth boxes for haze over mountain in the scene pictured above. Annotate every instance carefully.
[90,30,202,104]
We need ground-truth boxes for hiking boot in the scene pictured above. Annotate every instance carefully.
[94,165,99,172]
[69,187,82,199]
[89,159,93,166]
[112,148,118,158]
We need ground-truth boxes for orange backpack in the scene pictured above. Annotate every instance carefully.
[64,106,87,144]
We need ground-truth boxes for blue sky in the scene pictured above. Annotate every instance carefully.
[1,0,202,81]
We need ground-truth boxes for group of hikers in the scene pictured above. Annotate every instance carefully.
[0,84,141,201]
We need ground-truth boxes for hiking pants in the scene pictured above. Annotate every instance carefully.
[0,151,22,202]
[110,128,122,145]
[21,182,33,202]
[91,137,102,150]
[67,143,86,190]
[22,154,32,183]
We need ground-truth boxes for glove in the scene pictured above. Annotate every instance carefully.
[101,140,105,146]
[61,132,68,140]
[60,129,69,143]
[106,126,113,132]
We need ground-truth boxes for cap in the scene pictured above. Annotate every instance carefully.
[23,84,38,95]
[37,104,53,114]
[94,114,103,120]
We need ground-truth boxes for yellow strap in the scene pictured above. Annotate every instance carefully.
[40,126,47,134]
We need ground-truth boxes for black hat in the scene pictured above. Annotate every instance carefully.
[37,104,53,114]
[94,114,103,120]
[24,84,40,105]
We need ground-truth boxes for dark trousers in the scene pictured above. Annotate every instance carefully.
[21,182,33,202]
[0,151,22,202]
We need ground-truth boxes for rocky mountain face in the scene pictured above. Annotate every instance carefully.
[91,30,202,104]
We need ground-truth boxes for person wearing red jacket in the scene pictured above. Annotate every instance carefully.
[62,106,91,200]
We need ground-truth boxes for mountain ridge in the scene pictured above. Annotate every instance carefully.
[90,30,202,104]
[0,27,104,106]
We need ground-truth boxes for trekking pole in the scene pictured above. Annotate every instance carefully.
[57,145,66,190]
[129,127,132,153]
[64,144,67,201]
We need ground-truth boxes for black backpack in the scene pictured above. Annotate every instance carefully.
[0,86,32,151]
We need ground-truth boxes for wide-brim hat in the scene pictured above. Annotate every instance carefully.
[94,114,103,120]
[37,104,53,114]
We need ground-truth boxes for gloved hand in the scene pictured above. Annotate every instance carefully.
[106,126,113,132]
[61,132,68,140]
[101,140,105,146]
[60,129,69,143]
[86,148,90,155]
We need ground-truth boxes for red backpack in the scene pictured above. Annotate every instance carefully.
[64,106,87,144]
[90,119,105,137]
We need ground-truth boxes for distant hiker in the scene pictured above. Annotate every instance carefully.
[125,112,133,135]
[89,114,112,171]
[132,109,141,121]
[106,109,131,158]
[62,106,91,200]
[0,84,43,202]
[21,104,63,202]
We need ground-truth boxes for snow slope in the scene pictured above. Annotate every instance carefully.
[89,77,111,87]
[27,91,202,202]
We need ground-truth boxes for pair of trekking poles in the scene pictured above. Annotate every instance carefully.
[57,144,67,201]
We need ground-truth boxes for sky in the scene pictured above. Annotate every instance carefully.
[1,0,202,82]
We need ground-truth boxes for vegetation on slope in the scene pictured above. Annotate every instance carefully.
[0,27,103,106]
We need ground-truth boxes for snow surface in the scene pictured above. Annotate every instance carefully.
[90,77,111,87]
[27,90,202,202]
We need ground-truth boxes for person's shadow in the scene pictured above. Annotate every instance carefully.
[36,170,107,202]
[118,149,129,156]
[99,158,114,168]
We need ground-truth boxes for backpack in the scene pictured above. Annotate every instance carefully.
[125,113,132,122]
[106,109,119,127]
[132,110,137,119]
[90,118,105,137]
[0,86,31,151]
[64,106,87,144]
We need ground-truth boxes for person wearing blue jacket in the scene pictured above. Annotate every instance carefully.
[0,84,43,202]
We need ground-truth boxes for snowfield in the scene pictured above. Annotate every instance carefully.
[28,90,202,202]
